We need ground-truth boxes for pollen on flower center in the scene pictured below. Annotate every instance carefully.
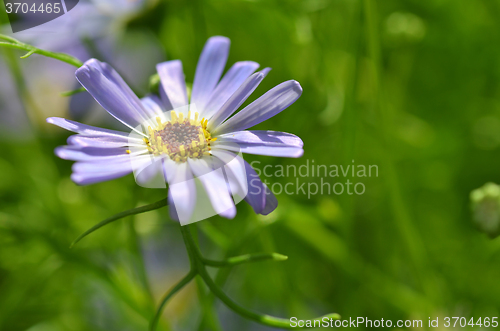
[145,110,216,162]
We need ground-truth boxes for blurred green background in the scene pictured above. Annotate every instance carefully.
[2,0,500,330]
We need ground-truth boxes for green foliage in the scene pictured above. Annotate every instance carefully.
[2,0,500,330]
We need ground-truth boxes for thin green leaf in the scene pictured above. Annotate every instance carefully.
[20,49,36,59]
[0,34,20,44]
[149,271,196,331]
[202,252,288,267]
[0,34,83,67]
[70,197,168,248]
[180,226,341,329]
[61,87,86,97]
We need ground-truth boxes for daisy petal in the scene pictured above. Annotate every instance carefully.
[135,159,166,188]
[216,130,303,147]
[242,158,267,214]
[191,36,230,114]
[211,149,248,199]
[71,169,132,185]
[158,83,174,111]
[157,60,188,109]
[203,61,259,120]
[208,68,270,131]
[141,95,166,119]
[211,154,271,215]
[47,117,137,140]
[75,59,150,130]
[55,146,134,161]
[71,155,153,174]
[212,143,303,158]
[208,150,277,215]
[214,80,302,135]
[67,135,136,148]
[72,155,156,185]
[72,160,132,174]
[188,157,236,219]
[163,159,196,222]
[262,184,278,215]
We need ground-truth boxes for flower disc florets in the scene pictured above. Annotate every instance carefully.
[145,110,216,162]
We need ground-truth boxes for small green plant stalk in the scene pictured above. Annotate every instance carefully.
[0,34,86,97]
[0,34,83,67]
[71,199,340,330]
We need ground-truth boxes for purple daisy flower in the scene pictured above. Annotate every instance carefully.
[48,36,303,223]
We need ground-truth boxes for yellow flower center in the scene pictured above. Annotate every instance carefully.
[144,110,216,162]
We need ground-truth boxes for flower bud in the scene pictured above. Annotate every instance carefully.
[470,182,500,238]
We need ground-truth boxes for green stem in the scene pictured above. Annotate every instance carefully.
[181,226,340,329]
[0,47,40,131]
[70,197,168,247]
[61,87,86,97]
[0,34,83,67]
[196,257,231,331]
[196,222,258,330]
[202,252,288,267]
[149,271,196,331]
[0,34,20,43]
[195,275,223,331]
[151,224,340,330]
[190,226,223,331]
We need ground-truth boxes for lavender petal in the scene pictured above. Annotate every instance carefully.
[213,80,302,135]
[188,157,236,219]
[163,159,196,222]
[71,169,132,185]
[216,130,303,147]
[156,60,188,109]
[202,61,259,120]
[207,68,270,131]
[67,135,134,148]
[71,155,152,173]
[76,59,150,130]
[141,95,166,119]
[191,36,230,115]
[262,184,278,215]
[212,143,303,158]
[47,117,137,140]
[55,146,134,161]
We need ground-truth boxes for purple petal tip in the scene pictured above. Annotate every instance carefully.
[295,149,305,158]
[208,36,231,45]
[291,80,303,96]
